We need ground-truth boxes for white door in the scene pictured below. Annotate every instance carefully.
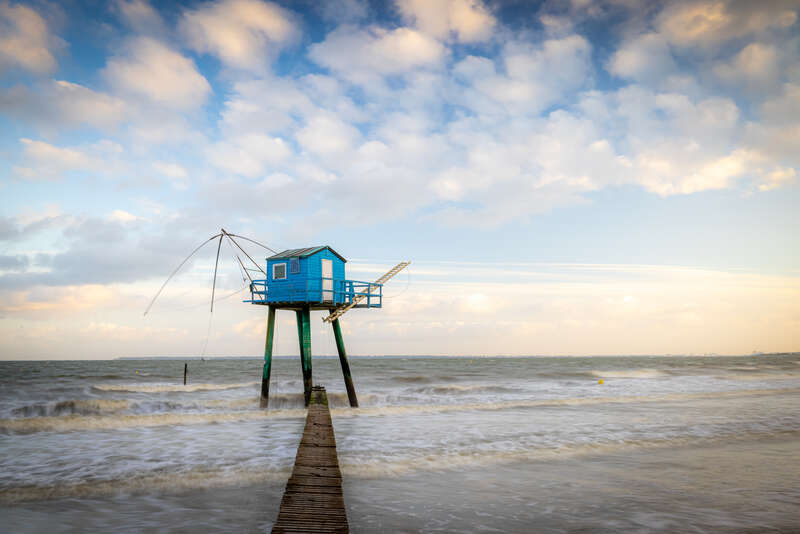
[321,259,333,301]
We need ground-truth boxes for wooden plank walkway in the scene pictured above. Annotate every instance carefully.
[272,386,349,534]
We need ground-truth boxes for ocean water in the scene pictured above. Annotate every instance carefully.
[1,354,799,533]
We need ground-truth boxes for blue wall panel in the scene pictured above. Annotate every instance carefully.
[264,247,346,304]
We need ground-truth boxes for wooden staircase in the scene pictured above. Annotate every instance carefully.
[323,261,410,323]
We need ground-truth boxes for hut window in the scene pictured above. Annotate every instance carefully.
[273,263,287,280]
[289,258,300,274]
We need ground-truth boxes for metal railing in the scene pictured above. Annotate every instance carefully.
[245,277,382,307]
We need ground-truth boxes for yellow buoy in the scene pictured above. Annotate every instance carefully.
[598,379,604,384]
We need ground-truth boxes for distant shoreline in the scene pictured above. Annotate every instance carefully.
[113,352,799,361]
[1,353,797,362]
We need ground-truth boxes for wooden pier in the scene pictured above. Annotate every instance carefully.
[272,386,349,534]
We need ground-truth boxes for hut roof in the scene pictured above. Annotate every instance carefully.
[267,246,347,263]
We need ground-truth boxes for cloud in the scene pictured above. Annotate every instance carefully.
[109,209,140,223]
[113,0,166,34]
[0,211,66,243]
[455,35,592,114]
[656,1,798,48]
[13,138,125,181]
[0,285,117,316]
[396,0,496,43]
[103,37,211,110]
[152,161,189,189]
[607,33,677,84]
[0,254,28,271]
[761,83,800,124]
[713,42,780,88]
[15,138,94,180]
[218,77,314,136]
[296,114,361,158]
[589,86,784,195]
[0,80,127,131]
[181,0,298,71]
[152,161,187,180]
[635,147,756,196]
[209,133,292,178]
[0,2,58,74]
[308,25,446,84]
[0,215,224,290]
[319,0,368,23]
[757,167,796,192]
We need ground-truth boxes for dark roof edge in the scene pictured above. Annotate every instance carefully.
[268,246,347,263]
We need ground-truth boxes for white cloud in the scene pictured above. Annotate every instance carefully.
[396,0,496,43]
[127,114,207,147]
[456,35,592,114]
[309,25,446,84]
[762,83,800,124]
[0,80,127,130]
[114,0,166,34]
[14,138,124,181]
[591,86,766,195]
[103,37,211,110]
[15,138,94,180]
[218,77,314,136]
[181,0,297,71]
[296,114,361,158]
[714,42,780,88]
[0,2,57,74]
[758,167,796,192]
[607,33,677,83]
[424,109,630,225]
[0,285,118,316]
[636,148,757,196]
[209,133,292,178]
[656,1,798,48]
[320,0,368,23]
[3,0,797,238]
[152,161,187,179]
[109,209,140,223]
[152,161,189,189]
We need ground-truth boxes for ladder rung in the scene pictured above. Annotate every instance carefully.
[323,262,409,322]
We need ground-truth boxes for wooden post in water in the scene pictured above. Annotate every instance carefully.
[183,363,187,385]
[296,306,313,406]
[260,306,276,408]
[330,312,358,407]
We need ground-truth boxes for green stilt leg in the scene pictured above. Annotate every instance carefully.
[260,306,276,408]
[330,312,358,407]
[296,307,313,406]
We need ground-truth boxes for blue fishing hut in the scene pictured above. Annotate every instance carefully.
[247,245,409,408]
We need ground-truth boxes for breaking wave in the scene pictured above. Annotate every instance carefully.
[331,387,800,418]
[339,428,800,479]
[0,466,291,504]
[3,387,797,433]
[209,392,378,409]
[92,381,260,393]
[589,369,666,379]
[394,375,433,383]
[721,372,800,381]
[0,409,305,433]
[11,399,130,418]
[409,384,519,395]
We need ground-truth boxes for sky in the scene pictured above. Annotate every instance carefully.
[0,0,798,360]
